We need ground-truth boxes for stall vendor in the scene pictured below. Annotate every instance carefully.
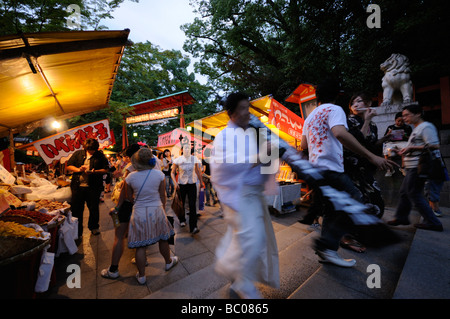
[66,138,109,237]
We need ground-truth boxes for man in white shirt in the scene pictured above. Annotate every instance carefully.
[301,79,395,267]
[171,144,204,234]
[211,92,279,299]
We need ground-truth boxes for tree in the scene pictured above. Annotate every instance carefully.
[182,0,450,109]
[70,41,217,148]
[0,0,138,35]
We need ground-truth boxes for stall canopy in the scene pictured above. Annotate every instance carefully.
[128,90,196,127]
[0,29,131,137]
[285,83,317,119]
[187,95,303,145]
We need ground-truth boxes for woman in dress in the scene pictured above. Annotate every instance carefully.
[125,148,178,284]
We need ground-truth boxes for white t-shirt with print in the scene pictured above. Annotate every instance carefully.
[173,155,200,184]
[302,103,348,173]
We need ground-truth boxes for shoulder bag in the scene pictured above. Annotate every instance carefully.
[417,147,448,181]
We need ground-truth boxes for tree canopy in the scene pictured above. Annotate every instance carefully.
[182,0,450,106]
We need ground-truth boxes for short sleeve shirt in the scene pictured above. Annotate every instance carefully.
[403,121,440,168]
[173,155,200,184]
[302,103,348,172]
[125,169,165,207]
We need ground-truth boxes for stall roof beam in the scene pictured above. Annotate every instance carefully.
[0,32,131,61]
[129,90,196,115]
[0,30,130,137]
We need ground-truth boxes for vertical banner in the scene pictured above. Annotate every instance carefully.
[33,119,114,164]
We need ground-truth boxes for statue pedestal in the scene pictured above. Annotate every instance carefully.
[373,102,418,136]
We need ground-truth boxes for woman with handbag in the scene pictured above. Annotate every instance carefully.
[101,144,141,279]
[387,103,443,231]
[125,147,177,284]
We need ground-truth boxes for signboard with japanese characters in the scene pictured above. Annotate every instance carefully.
[33,119,114,164]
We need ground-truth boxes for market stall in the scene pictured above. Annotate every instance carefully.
[0,29,129,297]
[123,91,197,148]
[156,128,213,158]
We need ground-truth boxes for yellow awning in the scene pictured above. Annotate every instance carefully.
[187,95,297,145]
[0,30,130,137]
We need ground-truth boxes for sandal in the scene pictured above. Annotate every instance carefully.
[340,236,366,253]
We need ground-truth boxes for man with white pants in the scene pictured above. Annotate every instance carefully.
[210,92,279,299]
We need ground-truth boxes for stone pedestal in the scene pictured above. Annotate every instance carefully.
[372,103,403,136]
[372,102,419,136]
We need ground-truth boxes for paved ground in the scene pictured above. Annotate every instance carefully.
[39,191,310,299]
[35,190,449,302]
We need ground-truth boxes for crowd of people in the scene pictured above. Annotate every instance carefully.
[66,81,446,297]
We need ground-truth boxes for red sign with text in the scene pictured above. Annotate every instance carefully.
[269,99,304,140]
[34,119,114,164]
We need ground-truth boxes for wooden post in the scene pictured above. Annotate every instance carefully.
[8,129,15,171]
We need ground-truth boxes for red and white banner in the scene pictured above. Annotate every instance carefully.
[269,99,304,140]
[34,119,114,164]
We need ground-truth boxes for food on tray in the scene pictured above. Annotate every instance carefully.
[1,209,54,225]
[34,199,70,212]
[0,221,41,238]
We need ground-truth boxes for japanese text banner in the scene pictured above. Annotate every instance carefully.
[34,119,113,164]
[269,99,304,140]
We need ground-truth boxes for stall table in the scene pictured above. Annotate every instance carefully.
[266,182,302,215]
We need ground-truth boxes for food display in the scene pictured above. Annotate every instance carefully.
[33,199,70,212]
[0,221,42,239]
[0,209,54,225]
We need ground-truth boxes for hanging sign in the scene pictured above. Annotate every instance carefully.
[33,119,114,164]
[269,99,304,140]
[126,108,179,124]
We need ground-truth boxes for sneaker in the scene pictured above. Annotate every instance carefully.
[100,268,119,279]
[165,256,179,271]
[180,222,186,227]
[131,257,149,266]
[434,210,443,217]
[316,249,356,267]
[136,272,146,285]
[414,223,443,232]
[191,227,200,235]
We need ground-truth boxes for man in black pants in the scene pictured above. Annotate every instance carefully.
[66,138,109,238]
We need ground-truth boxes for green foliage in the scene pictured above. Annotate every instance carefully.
[183,0,450,109]
[0,0,138,35]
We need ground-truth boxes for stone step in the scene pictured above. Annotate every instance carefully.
[288,208,420,299]
[145,217,321,299]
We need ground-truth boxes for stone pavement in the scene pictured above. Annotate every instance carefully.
[38,191,450,300]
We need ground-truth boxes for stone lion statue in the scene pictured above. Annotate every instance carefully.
[380,53,413,105]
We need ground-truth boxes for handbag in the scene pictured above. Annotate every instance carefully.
[171,187,185,219]
[166,216,175,245]
[115,170,152,221]
[417,147,447,181]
